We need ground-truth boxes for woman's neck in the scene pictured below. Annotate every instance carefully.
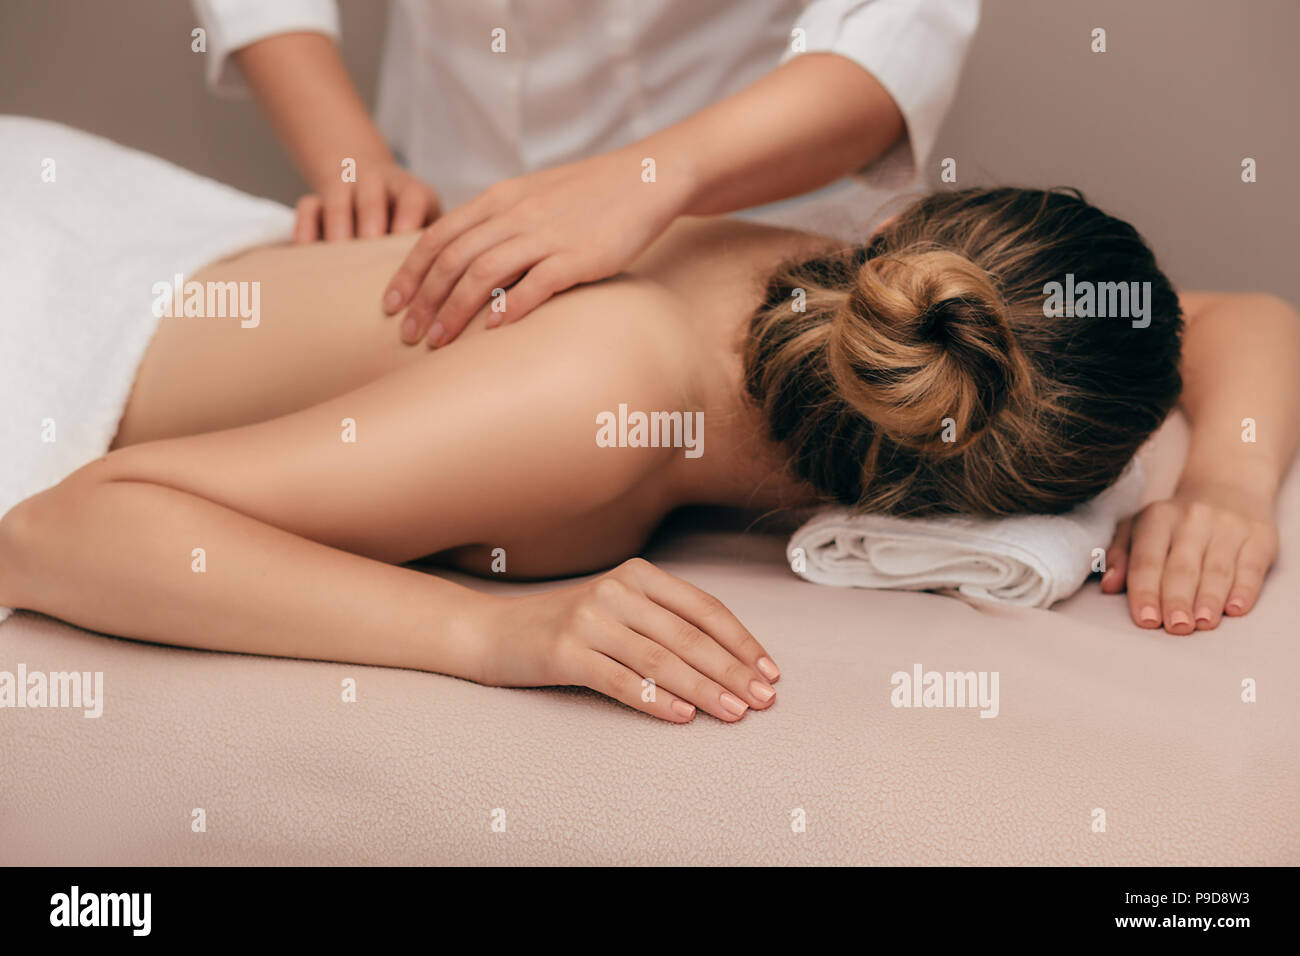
[657,254,825,513]
[616,214,839,514]
[670,350,821,512]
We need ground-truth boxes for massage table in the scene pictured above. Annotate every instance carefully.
[2,413,1296,865]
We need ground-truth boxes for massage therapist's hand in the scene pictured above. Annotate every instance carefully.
[293,158,440,243]
[382,147,691,346]
[474,558,781,723]
[1101,482,1278,635]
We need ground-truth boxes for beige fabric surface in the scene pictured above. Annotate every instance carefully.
[2,413,1297,865]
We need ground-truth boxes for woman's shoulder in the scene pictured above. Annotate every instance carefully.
[522,275,697,409]
[630,215,834,277]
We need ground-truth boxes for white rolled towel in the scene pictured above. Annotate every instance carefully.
[786,461,1145,608]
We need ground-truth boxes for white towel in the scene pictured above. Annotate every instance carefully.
[0,116,294,623]
[787,461,1145,608]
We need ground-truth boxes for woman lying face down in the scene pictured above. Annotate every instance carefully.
[1,187,1295,723]
[745,187,1184,517]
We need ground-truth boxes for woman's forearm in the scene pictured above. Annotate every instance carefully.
[1176,292,1300,501]
[643,53,906,217]
[0,477,488,680]
[235,32,393,191]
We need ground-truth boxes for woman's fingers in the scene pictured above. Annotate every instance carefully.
[1190,526,1248,629]
[1225,529,1278,617]
[1158,511,1215,635]
[626,558,781,683]
[292,195,323,243]
[1114,502,1277,634]
[569,559,780,721]
[620,597,775,713]
[581,651,696,724]
[600,626,749,722]
[1125,505,1176,629]
[1100,516,1132,593]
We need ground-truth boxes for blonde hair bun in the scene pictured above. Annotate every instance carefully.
[828,249,1030,456]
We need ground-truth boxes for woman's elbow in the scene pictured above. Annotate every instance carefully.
[0,468,107,608]
[0,487,59,607]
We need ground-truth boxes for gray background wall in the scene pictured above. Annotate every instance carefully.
[1,0,1295,300]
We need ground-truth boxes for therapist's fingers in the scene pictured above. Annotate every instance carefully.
[321,187,356,241]
[391,181,438,235]
[490,255,587,328]
[400,219,516,344]
[383,193,498,314]
[429,237,542,345]
[292,195,323,243]
[355,176,389,239]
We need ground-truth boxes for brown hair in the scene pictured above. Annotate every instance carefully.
[743,187,1183,516]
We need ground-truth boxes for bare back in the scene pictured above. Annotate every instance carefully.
[112,217,825,577]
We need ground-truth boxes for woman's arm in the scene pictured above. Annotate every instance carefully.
[1173,292,1300,502]
[1103,291,1300,633]
[0,296,779,722]
[0,473,489,678]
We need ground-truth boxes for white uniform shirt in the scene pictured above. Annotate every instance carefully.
[194,0,979,235]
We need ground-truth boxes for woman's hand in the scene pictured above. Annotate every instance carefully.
[476,558,781,723]
[1101,481,1279,634]
[293,159,440,243]
[381,146,693,347]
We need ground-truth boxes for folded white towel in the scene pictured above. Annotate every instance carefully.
[787,461,1145,608]
[0,117,294,623]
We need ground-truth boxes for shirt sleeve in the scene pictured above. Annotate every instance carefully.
[192,0,342,97]
[782,0,980,187]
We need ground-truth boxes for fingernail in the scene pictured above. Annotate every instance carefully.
[749,680,775,703]
[1194,606,1214,626]
[1139,606,1159,626]
[670,699,695,720]
[401,315,418,342]
[756,656,780,681]
[384,288,402,311]
[427,320,445,347]
[1169,610,1192,630]
[719,692,748,717]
